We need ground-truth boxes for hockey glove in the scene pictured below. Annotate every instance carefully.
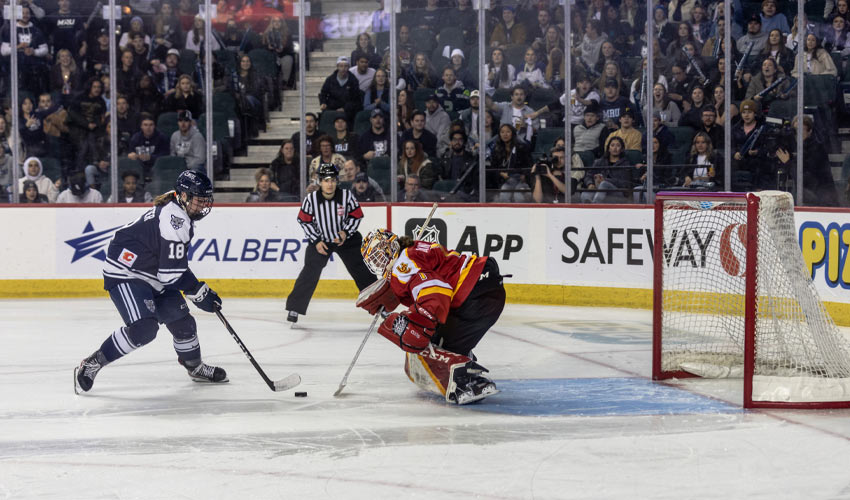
[185,282,222,313]
[356,278,401,315]
[377,304,437,353]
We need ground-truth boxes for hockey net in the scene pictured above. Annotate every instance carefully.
[652,191,850,408]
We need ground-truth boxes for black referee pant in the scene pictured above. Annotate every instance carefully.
[286,231,377,315]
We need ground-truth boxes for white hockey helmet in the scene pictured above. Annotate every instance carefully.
[361,229,400,277]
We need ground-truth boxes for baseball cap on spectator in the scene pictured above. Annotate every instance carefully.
[370,109,385,118]
[621,107,635,118]
[337,56,349,65]
[22,180,37,192]
[334,114,347,122]
[748,13,761,24]
[740,100,758,113]
[451,48,464,60]
[425,93,439,102]
[354,172,369,183]
[652,110,662,119]
[177,110,193,121]
[167,48,180,57]
[470,90,480,98]
[584,101,601,115]
[69,172,88,196]
[502,5,515,13]
[654,4,667,17]
[605,78,618,88]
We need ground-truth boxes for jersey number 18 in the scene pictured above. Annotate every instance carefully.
[168,243,185,259]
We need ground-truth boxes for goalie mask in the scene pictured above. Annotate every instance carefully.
[361,229,400,277]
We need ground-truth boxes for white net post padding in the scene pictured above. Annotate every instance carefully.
[654,191,850,408]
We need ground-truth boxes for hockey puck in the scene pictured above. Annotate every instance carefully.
[294,391,307,397]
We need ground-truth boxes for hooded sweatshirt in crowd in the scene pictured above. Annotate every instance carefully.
[18,157,58,203]
[170,125,206,170]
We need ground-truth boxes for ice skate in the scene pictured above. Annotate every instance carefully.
[180,359,229,383]
[447,362,499,405]
[74,350,107,394]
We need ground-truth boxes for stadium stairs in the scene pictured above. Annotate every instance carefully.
[214,1,374,202]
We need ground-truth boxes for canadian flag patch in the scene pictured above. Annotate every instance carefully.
[119,249,138,267]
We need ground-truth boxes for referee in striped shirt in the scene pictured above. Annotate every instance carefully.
[286,163,377,323]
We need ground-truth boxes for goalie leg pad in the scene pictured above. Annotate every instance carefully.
[403,346,473,397]
[356,278,400,315]
[403,345,499,404]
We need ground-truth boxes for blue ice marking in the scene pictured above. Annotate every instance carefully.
[461,378,740,416]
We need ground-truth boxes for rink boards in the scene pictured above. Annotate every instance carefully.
[2,202,850,323]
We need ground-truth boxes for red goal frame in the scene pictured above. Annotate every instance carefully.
[652,192,850,409]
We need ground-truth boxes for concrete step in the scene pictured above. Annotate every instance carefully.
[247,145,283,155]
[310,51,354,59]
[230,168,257,180]
[215,191,251,202]
[215,179,254,189]
[280,97,321,107]
[233,154,277,164]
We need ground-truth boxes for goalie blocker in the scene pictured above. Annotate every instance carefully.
[357,229,506,404]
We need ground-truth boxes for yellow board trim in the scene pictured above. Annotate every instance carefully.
[3,279,850,327]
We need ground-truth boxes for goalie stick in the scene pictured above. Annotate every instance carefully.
[215,309,301,392]
[333,202,439,397]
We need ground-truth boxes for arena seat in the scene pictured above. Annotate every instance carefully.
[368,156,392,194]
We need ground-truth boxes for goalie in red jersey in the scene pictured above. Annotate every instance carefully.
[357,229,506,404]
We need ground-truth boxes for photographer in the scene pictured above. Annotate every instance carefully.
[532,146,567,203]
[776,115,839,206]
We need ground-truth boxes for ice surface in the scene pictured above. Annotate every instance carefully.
[2,298,850,499]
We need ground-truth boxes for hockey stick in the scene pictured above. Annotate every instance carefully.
[333,202,439,397]
[215,309,301,392]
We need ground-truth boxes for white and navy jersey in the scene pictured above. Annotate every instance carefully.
[103,199,200,293]
[297,188,364,244]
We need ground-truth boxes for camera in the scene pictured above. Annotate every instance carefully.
[760,116,795,158]
[531,155,551,176]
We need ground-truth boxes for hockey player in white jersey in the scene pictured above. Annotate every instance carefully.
[74,170,227,394]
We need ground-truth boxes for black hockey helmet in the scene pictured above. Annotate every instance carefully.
[175,169,214,220]
[317,162,339,180]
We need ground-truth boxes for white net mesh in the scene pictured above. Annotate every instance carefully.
[659,191,850,403]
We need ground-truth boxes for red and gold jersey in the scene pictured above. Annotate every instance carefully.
[389,241,488,323]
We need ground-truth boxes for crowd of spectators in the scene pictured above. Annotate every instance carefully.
[0,0,296,202]
[263,0,846,205]
[1,0,847,206]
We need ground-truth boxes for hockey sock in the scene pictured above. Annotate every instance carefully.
[99,318,159,363]
[167,315,201,364]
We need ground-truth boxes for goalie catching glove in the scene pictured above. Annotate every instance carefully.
[378,303,437,352]
[356,278,400,315]
[185,281,222,312]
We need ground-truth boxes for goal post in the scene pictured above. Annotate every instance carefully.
[652,191,850,409]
